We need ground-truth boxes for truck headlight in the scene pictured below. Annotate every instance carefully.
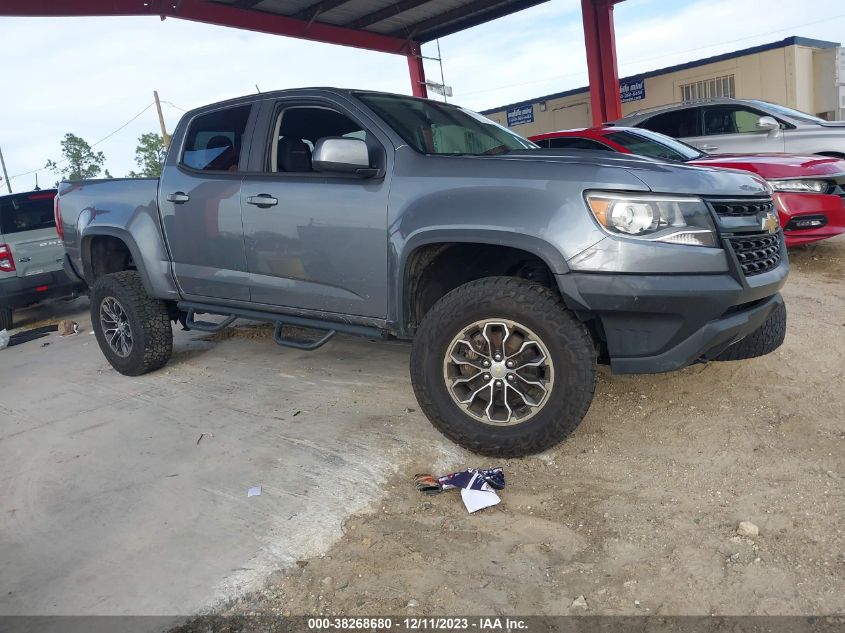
[768,179,829,193]
[585,192,717,247]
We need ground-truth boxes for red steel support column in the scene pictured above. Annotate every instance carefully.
[582,0,623,125]
[407,42,428,98]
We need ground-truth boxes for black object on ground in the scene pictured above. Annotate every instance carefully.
[7,325,58,347]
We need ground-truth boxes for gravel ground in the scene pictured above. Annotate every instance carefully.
[208,236,845,619]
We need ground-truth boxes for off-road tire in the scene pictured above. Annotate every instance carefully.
[715,301,786,361]
[91,271,172,376]
[411,277,597,457]
[0,307,12,331]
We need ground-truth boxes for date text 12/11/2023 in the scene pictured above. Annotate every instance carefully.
[307,617,528,630]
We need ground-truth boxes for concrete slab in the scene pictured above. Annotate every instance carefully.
[0,299,461,616]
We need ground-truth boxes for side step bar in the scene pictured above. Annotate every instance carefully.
[185,308,237,333]
[273,322,335,350]
[177,301,386,350]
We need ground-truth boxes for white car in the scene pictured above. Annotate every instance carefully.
[613,98,845,157]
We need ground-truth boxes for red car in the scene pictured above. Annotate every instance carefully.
[530,127,845,247]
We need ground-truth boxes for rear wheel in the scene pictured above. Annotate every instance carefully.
[90,271,173,376]
[0,307,12,331]
[715,301,786,361]
[411,277,597,457]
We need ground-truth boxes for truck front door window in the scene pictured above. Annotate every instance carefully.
[270,107,368,173]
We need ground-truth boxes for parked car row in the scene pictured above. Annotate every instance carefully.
[10,91,842,457]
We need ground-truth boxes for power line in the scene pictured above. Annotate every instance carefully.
[8,102,154,182]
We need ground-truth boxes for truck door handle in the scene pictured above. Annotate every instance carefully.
[699,144,719,152]
[246,194,279,208]
[167,192,190,204]
[18,257,31,263]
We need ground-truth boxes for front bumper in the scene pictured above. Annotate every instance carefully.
[775,191,845,247]
[0,269,84,310]
[556,257,788,374]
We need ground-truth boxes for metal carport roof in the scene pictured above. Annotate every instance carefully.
[0,0,625,122]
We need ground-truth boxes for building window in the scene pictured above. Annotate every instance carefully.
[679,75,735,102]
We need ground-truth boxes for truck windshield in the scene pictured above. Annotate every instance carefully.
[357,92,536,156]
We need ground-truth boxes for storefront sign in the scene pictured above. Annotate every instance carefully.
[507,104,534,126]
[620,78,646,103]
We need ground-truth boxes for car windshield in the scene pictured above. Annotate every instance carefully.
[603,128,704,162]
[356,92,536,156]
[749,100,826,124]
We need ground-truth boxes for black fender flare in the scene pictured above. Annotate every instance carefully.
[80,226,157,297]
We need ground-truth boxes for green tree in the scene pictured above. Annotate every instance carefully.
[46,133,105,180]
[128,132,166,178]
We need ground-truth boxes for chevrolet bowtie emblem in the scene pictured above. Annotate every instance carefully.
[762,212,779,235]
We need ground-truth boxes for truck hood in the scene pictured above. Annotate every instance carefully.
[688,153,845,180]
[477,150,771,197]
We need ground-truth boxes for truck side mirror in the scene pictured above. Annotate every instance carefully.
[756,116,780,132]
[312,138,376,177]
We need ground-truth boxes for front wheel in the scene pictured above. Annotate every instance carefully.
[411,277,597,457]
[91,271,173,376]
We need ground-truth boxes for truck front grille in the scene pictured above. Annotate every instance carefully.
[711,198,775,217]
[728,232,782,276]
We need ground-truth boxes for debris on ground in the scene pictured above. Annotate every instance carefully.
[247,486,262,498]
[3,325,56,348]
[406,599,419,608]
[737,521,760,537]
[414,467,505,513]
[571,595,589,609]
[57,320,79,336]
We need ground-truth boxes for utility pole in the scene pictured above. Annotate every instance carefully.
[153,91,171,150]
[0,145,11,194]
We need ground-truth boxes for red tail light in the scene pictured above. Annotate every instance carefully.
[54,195,64,241]
[0,244,16,272]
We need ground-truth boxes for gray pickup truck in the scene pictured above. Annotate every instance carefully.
[57,89,788,456]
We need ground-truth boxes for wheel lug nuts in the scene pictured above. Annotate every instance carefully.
[494,353,502,360]
[495,380,503,387]
[483,360,490,367]
[483,374,491,381]
[507,374,514,381]
[506,360,514,368]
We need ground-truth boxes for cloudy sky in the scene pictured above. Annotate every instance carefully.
[1,0,844,187]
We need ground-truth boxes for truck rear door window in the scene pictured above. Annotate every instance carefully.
[0,192,56,235]
[181,105,251,172]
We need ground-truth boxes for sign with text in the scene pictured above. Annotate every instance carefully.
[620,78,645,103]
[507,104,534,126]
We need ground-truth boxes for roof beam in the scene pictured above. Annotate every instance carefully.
[390,0,511,39]
[346,0,435,30]
[292,0,355,22]
[0,0,155,17]
[396,0,550,41]
[0,0,415,55]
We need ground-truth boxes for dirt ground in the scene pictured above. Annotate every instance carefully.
[211,236,845,619]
